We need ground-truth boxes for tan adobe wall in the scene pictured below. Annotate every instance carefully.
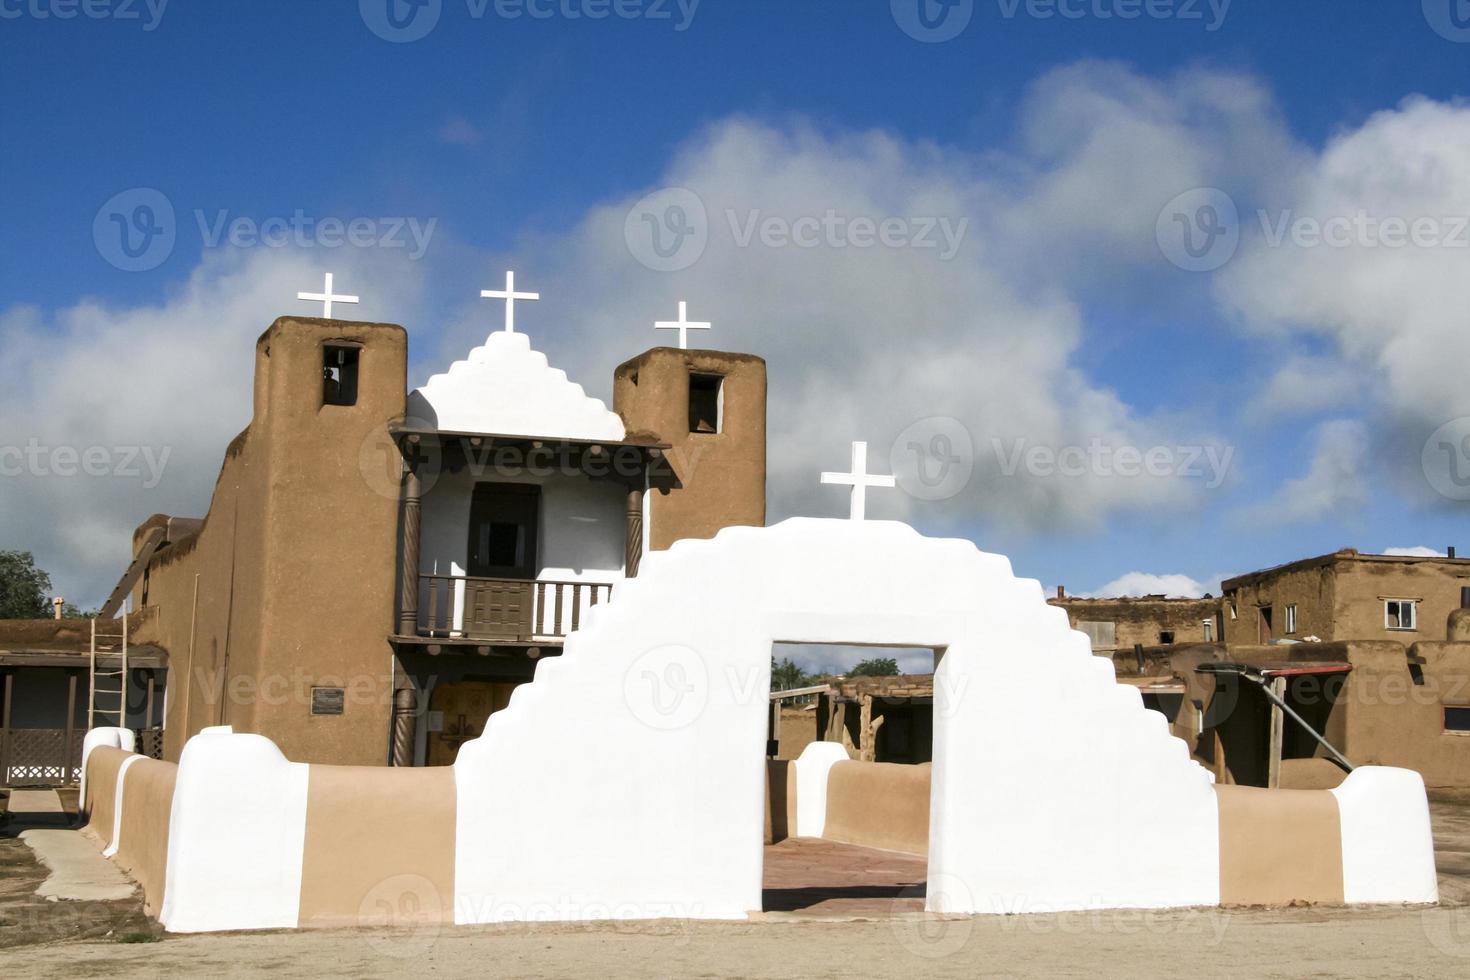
[80,745,129,844]
[1212,633,1470,789]
[115,757,177,917]
[613,348,766,550]
[1215,784,1343,905]
[133,317,407,765]
[1223,552,1470,645]
[297,765,456,927]
[822,760,930,857]
[764,759,796,844]
[1333,560,1470,644]
[1052,597,1222,651]
[1222,563,1336,643]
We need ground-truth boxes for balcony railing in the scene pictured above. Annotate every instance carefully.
[416,575,614,642]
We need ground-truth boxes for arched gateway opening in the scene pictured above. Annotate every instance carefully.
[450,518,1223,923]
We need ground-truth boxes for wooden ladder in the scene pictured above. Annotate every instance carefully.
[88,612,129,730]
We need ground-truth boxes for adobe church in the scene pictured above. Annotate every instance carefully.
[120,274,766,768]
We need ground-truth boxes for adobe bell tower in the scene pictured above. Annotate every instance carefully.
[613,347,766,550]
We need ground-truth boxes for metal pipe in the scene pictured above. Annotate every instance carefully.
[1241,672,1355,773]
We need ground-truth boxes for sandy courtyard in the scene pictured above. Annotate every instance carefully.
[1,793,1467,978]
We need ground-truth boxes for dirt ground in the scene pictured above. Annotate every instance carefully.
[0,793,1466,978]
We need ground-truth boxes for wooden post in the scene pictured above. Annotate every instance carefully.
[1,670,12,785]
[1266,676,1287,789]
[398,458,423,635]
[64,670,78,784]
[625,485,644,578]
[392,686,418,767]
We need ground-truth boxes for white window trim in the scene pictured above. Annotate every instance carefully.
[1285,604,1298,635]
[1384,598,1419,632]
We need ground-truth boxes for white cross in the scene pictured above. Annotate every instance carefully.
[296,272,359,319]
[654,301,711,350]
[821,441,897,521]
[481,270,540,333]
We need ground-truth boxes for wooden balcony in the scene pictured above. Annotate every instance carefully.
[414,575,614,643]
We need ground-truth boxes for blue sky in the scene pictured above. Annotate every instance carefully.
[3,1,1470,608]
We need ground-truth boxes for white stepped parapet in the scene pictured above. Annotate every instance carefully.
[408,330,626,440]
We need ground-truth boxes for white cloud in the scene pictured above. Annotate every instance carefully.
[498,68,1274,532]
[1247,355,1362,423]
[1246,419,1369,525]
[23,61,1448,601]
[1080,572,1212,599]
[0,248,425,607]
[1217,95,1470,492]
[1381,546,1446,557]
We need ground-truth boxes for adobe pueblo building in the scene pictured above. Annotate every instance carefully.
[120,290,765,768]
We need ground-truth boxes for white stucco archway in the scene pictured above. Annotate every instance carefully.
[451,518,1222,922]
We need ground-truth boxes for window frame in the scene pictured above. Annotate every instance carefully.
[1284,604,1298,635]
[1443,704,1470,736]
[1384,598,1419,632]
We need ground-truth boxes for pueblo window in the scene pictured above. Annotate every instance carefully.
[323,344,361,407]
[1446,705,1470,734]
[1385,599,1418,631]
[1285,604,1298,635]
[688,373,723,433]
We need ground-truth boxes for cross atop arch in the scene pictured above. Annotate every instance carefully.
[821,441,897,521]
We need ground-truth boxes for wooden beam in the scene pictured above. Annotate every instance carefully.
[64,670,78,784]
[99,526,165,618]
[1267,676,1286,789]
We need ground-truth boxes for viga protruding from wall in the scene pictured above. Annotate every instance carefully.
[80,519,1439,931]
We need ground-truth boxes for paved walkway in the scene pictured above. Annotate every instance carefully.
[4,789,137,902]
[761,837,926,916]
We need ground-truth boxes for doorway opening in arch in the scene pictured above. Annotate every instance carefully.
[763,643,939,917]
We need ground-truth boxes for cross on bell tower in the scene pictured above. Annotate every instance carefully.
[296,272,359,319]
[654,301,711,350]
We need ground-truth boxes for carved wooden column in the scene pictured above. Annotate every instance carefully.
[625,484,645,578]
[398,453,423,636]
[392,686,418,767]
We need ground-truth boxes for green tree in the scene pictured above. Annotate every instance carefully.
[0,550,54,619]
[770,656,814,691]
[848,656,900,678]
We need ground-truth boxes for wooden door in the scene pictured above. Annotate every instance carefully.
[467,483,539,579]
[464,483,538,639]
[427,680,520,767]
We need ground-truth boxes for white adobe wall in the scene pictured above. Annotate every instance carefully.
[98,518,1437,933]
[408,330,626,442]
[451,518,1224,922]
